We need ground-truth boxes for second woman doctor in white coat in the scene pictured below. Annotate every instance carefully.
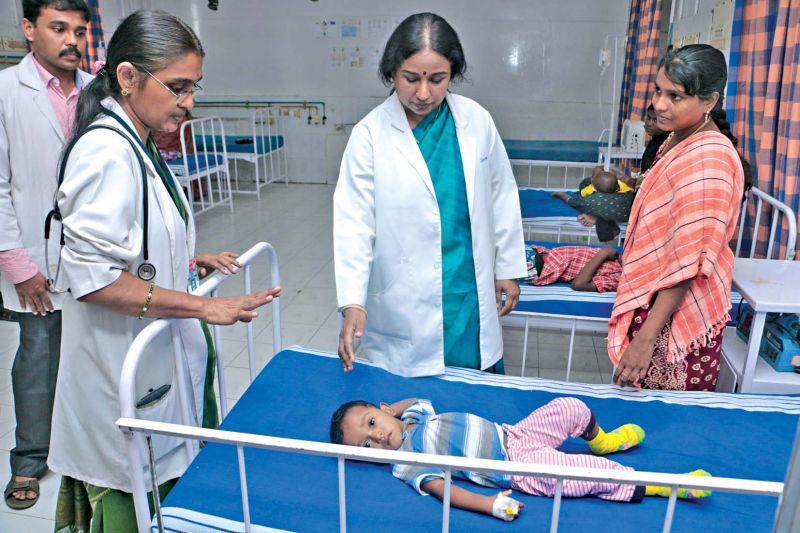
[46,11,280,529]
[334,13,527,377]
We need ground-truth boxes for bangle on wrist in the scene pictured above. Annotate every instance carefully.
[340,303,367,318]
[138,281,156,320]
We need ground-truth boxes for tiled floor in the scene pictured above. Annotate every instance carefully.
[0,183,612,530]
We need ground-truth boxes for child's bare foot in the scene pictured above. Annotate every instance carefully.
[578,213,598,227]
[552,191,571,202]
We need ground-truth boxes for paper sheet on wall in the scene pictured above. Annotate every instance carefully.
[330,47,345,68]
[710,0,735,52]
[367,46,382,68]
[348,47,365,69]
[366,18,389,40]
[341,19,360,39]
[315,19,338,39]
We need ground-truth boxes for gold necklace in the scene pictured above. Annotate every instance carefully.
[663,115,711,154]
[639,115,711,182]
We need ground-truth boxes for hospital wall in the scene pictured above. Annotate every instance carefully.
[106,0,627,183]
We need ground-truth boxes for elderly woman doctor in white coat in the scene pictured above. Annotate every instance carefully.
[46,11,280,529]
[334,13,526,377]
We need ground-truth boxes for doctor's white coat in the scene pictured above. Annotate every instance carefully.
[47,99,207,492]
[0,53,93,311]
[334,92,526,377]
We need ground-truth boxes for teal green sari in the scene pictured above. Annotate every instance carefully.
[413,101,503,372]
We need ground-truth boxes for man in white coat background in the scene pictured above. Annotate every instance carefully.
[0,0,92,510]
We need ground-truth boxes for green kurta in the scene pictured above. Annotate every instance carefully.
[413,102,482,369]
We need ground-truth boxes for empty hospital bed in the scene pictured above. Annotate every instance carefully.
[167,115,234,215]
[194,108,287,198]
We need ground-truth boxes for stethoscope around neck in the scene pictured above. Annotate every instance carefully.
[44,107,156,293]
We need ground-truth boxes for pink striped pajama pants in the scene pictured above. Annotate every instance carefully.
[502,397,637,501]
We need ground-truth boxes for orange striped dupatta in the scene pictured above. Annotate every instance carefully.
[608,131,744,366]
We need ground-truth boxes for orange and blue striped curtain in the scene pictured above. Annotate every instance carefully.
[728,0,800,259]
[80,0,105,73]
[618,0,663,140]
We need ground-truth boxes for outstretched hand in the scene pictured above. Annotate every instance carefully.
[202,286,281,325]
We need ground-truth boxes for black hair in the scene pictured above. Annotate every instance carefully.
[378,12,467,87]
[329,400,377,445]
[23,0,90,23]
[73,10,204,136]
[658,44,753,193]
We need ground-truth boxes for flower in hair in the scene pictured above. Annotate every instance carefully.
[91,60,106,75]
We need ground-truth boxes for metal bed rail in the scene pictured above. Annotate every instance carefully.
[228,108,288,198]
[119,241,281,530]
[510,159,597,188]
[735,187,797,261]
[116,416,784,533]
[179,115,234,215]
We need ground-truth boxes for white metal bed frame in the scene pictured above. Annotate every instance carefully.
[229,108,289,198]
[510,159,596,189]
[117,416,783,533]
[506,186,798,382]
[178,116,234,215]
[114,236,787,531]
[119,242,282,531]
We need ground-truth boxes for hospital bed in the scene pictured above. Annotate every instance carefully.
[115,241,795,533]
[168,116,234,215]
[504,139,599,189]
[195,108,288,199]
[118,332,795,532]
[505,187,797,383]
[519,187,627,245]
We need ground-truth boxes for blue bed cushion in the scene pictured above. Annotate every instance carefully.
[162,349,797,533]
[504,139,600,162]
[519,188,582,219]
[194,135,284,154]
[167,153,226,176]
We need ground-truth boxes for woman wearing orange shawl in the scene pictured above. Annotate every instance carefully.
[608,45,750,391]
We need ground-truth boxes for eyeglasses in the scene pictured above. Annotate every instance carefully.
[142,68,203,104]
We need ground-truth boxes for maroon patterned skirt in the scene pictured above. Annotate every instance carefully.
[628,305,723,391]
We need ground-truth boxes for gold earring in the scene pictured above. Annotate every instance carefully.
[704,111,710,121]
[121,87,130,97]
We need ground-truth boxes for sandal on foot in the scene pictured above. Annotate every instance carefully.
[4,477,39,510]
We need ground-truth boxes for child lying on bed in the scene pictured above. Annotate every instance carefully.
[330,397,711,522]
[524,244,622,292]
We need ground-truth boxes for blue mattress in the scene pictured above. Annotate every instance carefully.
[516,241,743,319]
[504,140,600,163]
[167,153,226,177]
[195,135,284,154]
[159,348,797,533]
[519,188,583,221]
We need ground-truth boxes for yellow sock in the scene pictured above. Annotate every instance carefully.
[587,423,645,455]
[646,470,713,499]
